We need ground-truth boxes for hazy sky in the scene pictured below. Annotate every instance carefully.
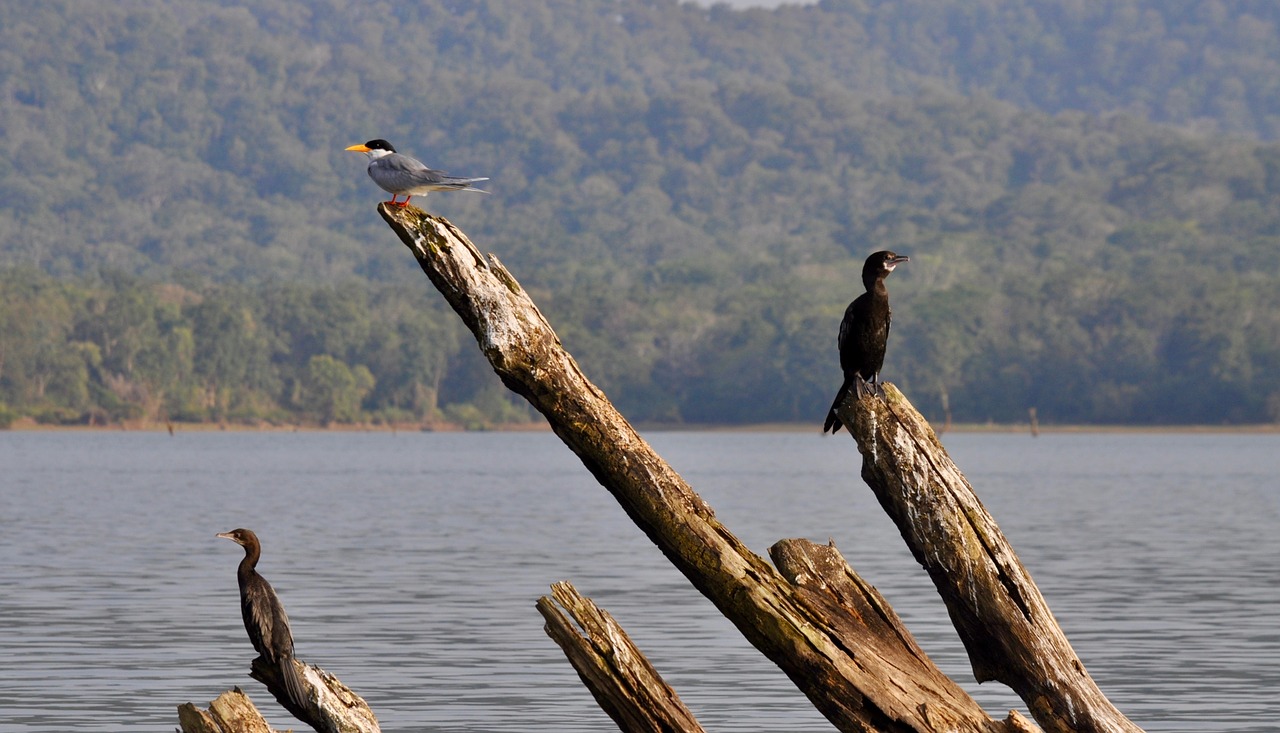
[690,0,819,8]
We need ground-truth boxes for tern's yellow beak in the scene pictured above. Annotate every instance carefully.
[345,144,371,153]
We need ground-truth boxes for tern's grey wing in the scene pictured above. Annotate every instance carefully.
[371,153,488,193]
[370,153,448,189]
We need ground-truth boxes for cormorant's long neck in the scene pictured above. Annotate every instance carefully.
[867,274,889,300]
[238,540,261,579]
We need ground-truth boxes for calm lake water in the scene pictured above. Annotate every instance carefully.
[1,429,1278,732]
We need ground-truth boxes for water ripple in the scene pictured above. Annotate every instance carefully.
[0,430,1277,731]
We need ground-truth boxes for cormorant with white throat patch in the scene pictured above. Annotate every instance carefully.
[823,250,909,434]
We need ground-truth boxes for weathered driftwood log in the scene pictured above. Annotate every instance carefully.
[177,688,276,733]
[178,658,380,733]
[838,386,1142,733]
[769,540,1039,733]
[252,657,380,733]
[537,581,708,733]
[376,204,1038,733]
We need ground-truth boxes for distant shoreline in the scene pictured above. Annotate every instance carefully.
[3,417,1277,435]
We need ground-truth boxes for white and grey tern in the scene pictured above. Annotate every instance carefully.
[345,139,488,207]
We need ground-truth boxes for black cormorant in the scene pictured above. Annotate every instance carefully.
[823,250,909,433]
[216,528,309,710]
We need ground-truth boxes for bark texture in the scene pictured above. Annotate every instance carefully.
[179,658,380,733]
[538,581,707,733]
[249,656,381,733]
[769,539,1041,733]
[177,689,277,733]
[377,205,1050,733]
[837,385,1142,733]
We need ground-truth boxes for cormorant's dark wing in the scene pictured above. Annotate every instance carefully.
[240,575,293,663]
[862,299,892,379]
[838,294,871,378]
[243,575,308,709]
[827,295,867,433]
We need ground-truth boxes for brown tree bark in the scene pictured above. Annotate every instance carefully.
[178,658,380,733]
[177,689,277,733]
[376,204,1062,733]
[839,385,1141,733]
[538,581,708,733]
[768,539,1041,733]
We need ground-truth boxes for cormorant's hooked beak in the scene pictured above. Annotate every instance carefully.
[887,254,909,270]
[215,531,239,543]
[344,144,371,153]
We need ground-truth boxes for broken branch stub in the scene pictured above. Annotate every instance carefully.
[538,581,707,733]
[177,688,276,733]
[178,657,379,733]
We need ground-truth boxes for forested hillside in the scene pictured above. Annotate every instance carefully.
[2,0,1279,427]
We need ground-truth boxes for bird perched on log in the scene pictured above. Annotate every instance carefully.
[216,528,308,711]
[823,250,909,434]
[345,139,488,207]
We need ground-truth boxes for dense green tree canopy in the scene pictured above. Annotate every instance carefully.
[1,0,1278,426]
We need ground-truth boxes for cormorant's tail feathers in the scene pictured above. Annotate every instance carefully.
[825,375,885,433]
[279,656,309,711]
[823,378,853,434]
[822,409,842,434]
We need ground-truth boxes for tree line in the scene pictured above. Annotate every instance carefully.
[2,252,1277,428]
[2,1,1280,426]
[0,270,514,428]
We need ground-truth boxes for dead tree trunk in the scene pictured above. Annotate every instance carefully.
[376,204,1070,732]
[839,386,1141,733]
[178,659,380,733]
[538,581,708,733]
[178,689,275,733]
